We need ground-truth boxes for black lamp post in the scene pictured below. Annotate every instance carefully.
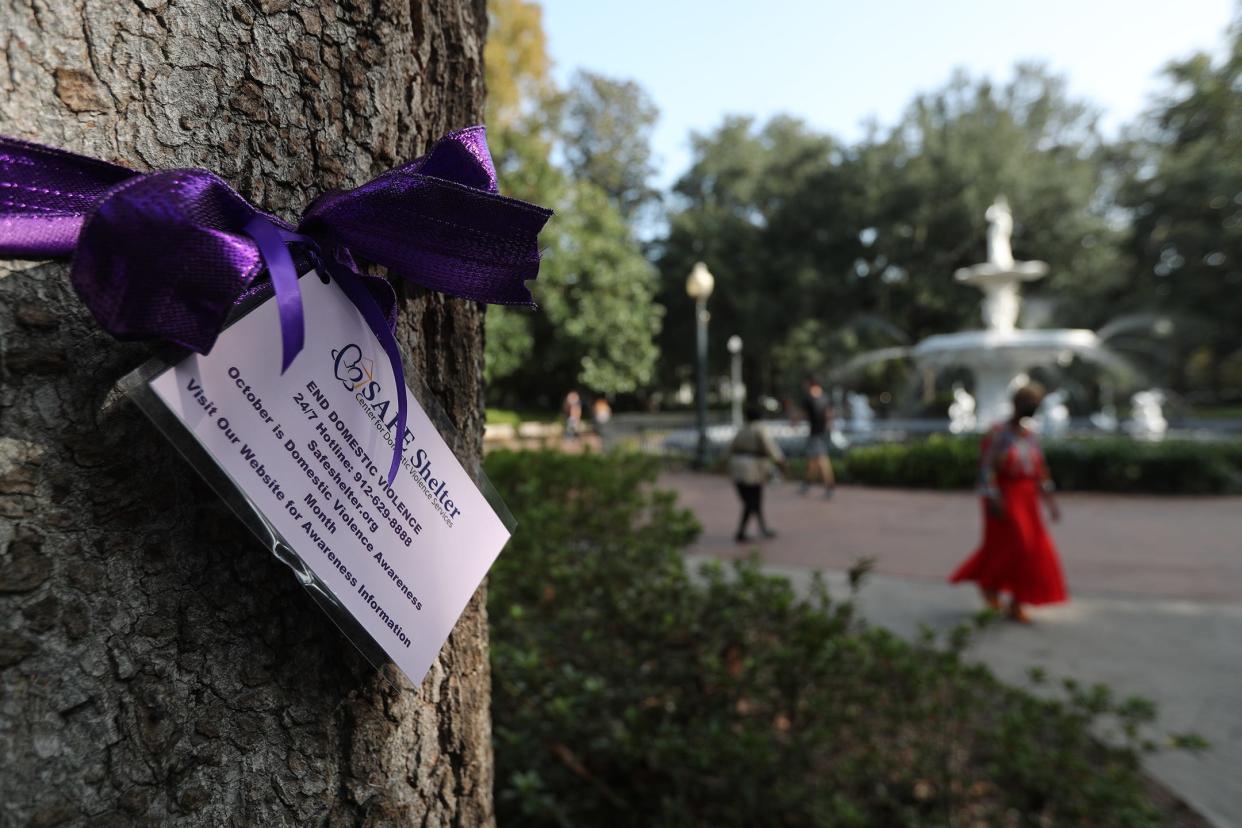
[685,262,715,468]
[728,335,744,428]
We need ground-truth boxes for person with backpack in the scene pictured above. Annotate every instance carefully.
[728,402,786,542]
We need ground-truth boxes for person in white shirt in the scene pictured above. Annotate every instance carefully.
[728,402,786,542]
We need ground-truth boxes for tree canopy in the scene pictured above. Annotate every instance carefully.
[561,70,661,223]
[483,0,663,405]
[656,66,1123,400]
[1114,23,1242,399]
[487,3,1241,410]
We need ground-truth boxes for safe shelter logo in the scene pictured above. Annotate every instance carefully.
[331,344,376,394]
[330,343,465,524]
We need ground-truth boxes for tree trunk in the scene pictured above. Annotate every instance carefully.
[0,1,496,825]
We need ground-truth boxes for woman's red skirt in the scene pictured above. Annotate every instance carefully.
[950,478,1068,605]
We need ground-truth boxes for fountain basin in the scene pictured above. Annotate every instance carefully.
[912,328,1129,428]
[954,260,1049,285]
[912,328,1103,363]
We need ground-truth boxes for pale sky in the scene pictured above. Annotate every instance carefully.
[539,0,1236,187]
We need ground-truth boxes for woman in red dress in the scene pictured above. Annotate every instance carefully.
[950,384,1068,622]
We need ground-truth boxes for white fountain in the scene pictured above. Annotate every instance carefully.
[948,385,977,433]
[847,391,875,435]
[1125,389,1168,439]
[909,197,1120,429]
[1036,388,1071,436]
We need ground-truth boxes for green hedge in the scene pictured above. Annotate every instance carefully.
[839,435,1242,494]
[484,450,1200,827]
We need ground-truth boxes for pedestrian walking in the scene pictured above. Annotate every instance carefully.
[728,402,786,542]
[562,389,582,440]
[592,396,612,448]
[799,377,837,497]
[950,384,1068,622]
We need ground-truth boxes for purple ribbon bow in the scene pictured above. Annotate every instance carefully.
[0,127,551,484]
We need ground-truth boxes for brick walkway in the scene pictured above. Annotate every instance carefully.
[663,472,1242,825]
[663,473,1242,602]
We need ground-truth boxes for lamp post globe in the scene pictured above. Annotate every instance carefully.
[686,261,715,300]
[686,262,715,468]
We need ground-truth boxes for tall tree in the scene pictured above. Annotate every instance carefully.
[483,0,560,394]
[484,0,553,133]
[1,1,498,824]
[1117,19,1242,399]
[486,171,663,403]
[655,116,860,393]
[521,182,663,397]
[483,0,560,202]
[560,70,660,223]
[483,1,662,406]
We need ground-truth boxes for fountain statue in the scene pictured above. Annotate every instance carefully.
[1089,382,1120,432]
[847,391,875,434]
[948,385,977,433]
[1125,389,1168,439]
[985,197,1015,269]
[907,197,1121,428]
[962,196,1048,333]
[1089,406,1119,432]
[1037,389,1070,436]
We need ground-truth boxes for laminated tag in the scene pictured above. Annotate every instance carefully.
[123,270,513,685]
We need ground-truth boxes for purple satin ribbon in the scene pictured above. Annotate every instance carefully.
[0,127,551,485]
[242,215,305,375]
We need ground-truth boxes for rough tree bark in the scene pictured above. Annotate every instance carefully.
[0,1,497,824]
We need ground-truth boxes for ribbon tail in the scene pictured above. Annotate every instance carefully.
[243,215,304,373]
[329,263,408,487]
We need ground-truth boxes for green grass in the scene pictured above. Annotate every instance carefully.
[486,407,559,426]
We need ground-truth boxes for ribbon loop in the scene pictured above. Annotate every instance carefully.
[299,128,550,307]
[71,168,264,354]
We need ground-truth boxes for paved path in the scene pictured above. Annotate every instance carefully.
[665,473,1242,827]
[668,473,1242,602]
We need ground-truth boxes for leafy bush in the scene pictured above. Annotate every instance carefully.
[840,434,979,489]
[485,450,1197,826]
[841,435,1242,494]
[1044,438,1242,494]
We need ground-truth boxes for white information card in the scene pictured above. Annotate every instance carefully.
[146,272,510,685]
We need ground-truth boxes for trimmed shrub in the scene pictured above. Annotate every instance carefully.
[841,434,978,489]
[841,435,1242,494]
[1044,438,1242,494]
[485,450,1199,827]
